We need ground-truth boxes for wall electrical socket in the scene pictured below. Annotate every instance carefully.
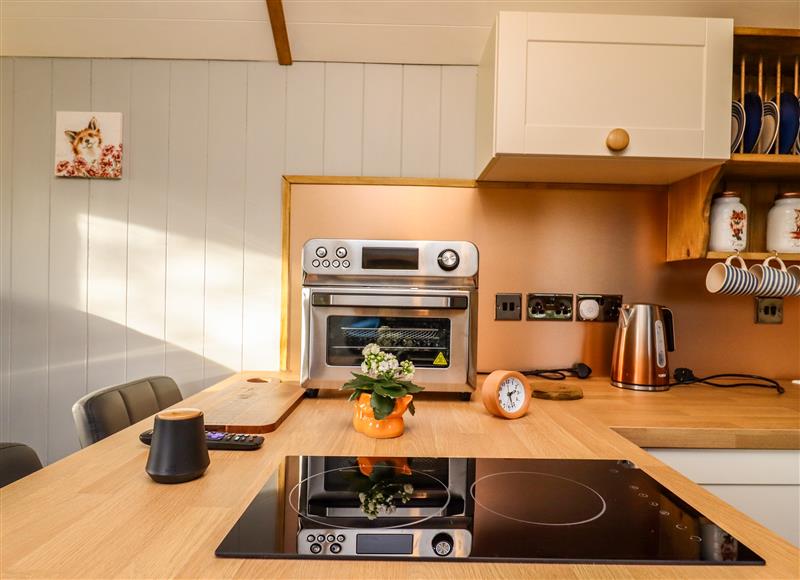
[527,293,573,321]
[755,297,783,324]
[495,293,522,320]
[576,294,623,322]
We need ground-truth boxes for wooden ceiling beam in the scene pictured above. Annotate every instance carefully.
[266,0,292,65]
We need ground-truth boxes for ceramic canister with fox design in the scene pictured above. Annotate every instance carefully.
[766,192,800,254]
[709,192,748,252]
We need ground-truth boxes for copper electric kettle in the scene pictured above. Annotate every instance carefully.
[610,303,675,391]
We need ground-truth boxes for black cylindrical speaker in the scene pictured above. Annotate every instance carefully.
[146,408,210,484]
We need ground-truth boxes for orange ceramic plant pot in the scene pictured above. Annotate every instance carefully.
[353,393,413,439]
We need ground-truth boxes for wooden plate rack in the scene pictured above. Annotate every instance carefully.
[734,28,800,155]
[666,27,800,263]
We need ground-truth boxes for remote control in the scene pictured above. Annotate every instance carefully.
[138,429,264,451]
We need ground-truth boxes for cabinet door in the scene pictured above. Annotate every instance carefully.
[495,12,732,160]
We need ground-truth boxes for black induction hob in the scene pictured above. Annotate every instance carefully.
[215,456,764,565]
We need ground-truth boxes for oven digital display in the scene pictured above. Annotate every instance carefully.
[356,534,413,555]
[361,247,419,270]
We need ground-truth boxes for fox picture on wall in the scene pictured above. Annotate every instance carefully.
[55,111,122,179]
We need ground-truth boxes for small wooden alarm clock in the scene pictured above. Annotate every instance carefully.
[481,370,532,419]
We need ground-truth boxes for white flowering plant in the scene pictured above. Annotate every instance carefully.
[341,343,424,420]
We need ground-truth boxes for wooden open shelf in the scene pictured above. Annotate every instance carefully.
[666,28,800,263]
[667,165,800,262]
[725,154,800,180]
[706,251,800,261]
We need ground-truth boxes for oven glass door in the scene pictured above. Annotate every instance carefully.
[326,315,450,368]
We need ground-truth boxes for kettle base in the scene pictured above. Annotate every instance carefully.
[611,379,671,392]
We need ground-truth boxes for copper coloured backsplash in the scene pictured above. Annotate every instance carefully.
[287,183,799,379]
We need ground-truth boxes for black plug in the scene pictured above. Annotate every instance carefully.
[673,367,696,383]
[572,363,592,379]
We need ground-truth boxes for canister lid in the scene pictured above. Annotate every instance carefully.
[713,191,740,200]
[775,191,799,199]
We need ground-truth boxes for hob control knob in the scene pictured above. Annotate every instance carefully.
[431,533,454,557]
[437,249,460,271]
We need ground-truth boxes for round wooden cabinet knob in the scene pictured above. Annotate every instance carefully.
[606,128,630,152]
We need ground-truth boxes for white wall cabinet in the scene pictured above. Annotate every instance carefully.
[648,449,800,547]
[476,12,733,184]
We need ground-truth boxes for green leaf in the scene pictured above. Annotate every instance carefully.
[397,380,424,393]
[373,383,404,398]
[370,393,395,420]
[408,400,416,416]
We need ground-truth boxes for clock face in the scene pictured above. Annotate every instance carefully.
[498,377,526,414]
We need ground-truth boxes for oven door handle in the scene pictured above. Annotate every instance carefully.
[311,293,468,309]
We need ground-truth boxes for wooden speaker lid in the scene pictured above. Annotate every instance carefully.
[157,408,203,421]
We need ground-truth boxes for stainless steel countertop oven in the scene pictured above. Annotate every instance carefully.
[300,239,479,399]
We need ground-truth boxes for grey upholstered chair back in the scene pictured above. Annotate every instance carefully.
[72,376,183,448]
[0,442,43,488]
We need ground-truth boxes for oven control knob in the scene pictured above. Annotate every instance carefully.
[311,259,320,268]
[310,543,322,554]
[332,260,340,268]
[342,260,350,268]
[335,247,347,258]
[322,260,330,268]
[437,249,459,271]
[329,543,342,554]
[315,247,327,258]
[431,533,454,557]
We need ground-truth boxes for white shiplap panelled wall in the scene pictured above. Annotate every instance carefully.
[0,58,477,463]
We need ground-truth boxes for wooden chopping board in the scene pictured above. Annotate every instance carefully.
[194,376,305,434]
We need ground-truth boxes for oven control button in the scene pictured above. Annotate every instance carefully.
[306,534,315,543]
[322,260,330,268]
[335,247,347,258]
[315,247,327,258]
[310,543,322,554]
[332,260,340,268]
[311,259,320,268]
[329,542,342,554]
[437,249,460,271]
[316,534,325,542]
[326,534,335,542]
[336,534,345,543]
[432,533,454,557]
[342,260,350,268]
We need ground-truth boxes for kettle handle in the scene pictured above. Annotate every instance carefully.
[661,307,676,352]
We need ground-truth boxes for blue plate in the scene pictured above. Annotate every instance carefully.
[743,92,763,153]
[778,91,800,154]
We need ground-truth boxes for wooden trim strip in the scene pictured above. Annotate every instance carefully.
[734,26,800,39]
[279,177,291,370]
[282,175,664,192]
[266,0,292,65]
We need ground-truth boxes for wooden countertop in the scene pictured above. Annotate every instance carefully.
[550,377,800,449]
[1,372,798,579]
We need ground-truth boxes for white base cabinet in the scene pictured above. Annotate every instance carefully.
[647,449,800,546]
[476,12,733,184]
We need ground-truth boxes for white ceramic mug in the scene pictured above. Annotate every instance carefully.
[750,256,796,297]
[787,264,800,297]
[705,255,758,295]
